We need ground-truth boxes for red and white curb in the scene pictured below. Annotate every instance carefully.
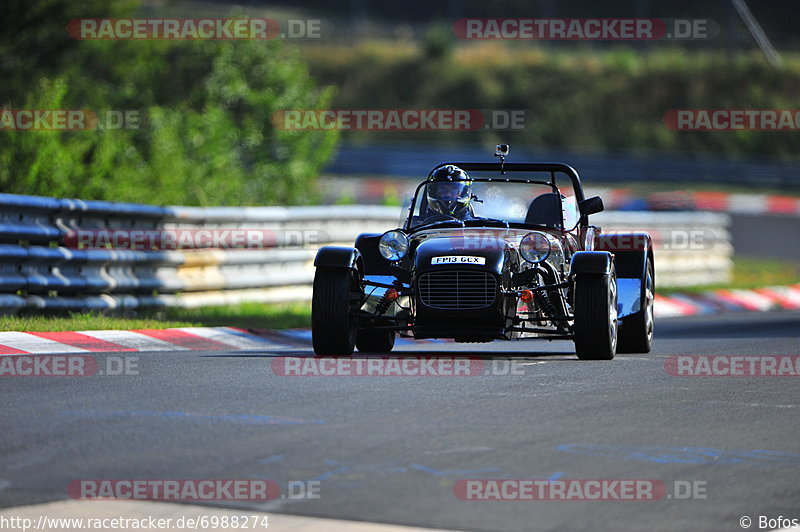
[655,284,800,318]
[599,188,800,216]
[1,287,797,354]
[0,327,292,355]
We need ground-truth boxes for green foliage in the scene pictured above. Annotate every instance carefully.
[304,42,800,159]
[422,23,454,61]
[658,256,800,294]
[0,0,338,205]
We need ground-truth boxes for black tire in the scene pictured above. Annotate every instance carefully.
[573,266,618,360]
[617,256,654,354]
[356,329,396,353]
[312,268,359,356]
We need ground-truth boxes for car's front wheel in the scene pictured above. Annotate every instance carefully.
[312,268,360,356]
[573,265,618,360]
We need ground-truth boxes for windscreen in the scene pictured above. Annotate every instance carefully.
[401,177,579,230]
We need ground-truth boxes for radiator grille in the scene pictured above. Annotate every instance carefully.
[417,270,497,310]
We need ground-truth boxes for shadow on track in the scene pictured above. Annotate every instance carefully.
[204,350,580,360]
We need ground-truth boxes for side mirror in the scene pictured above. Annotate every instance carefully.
[579,196,604,216]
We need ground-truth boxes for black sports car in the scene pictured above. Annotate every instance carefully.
[312,146,654,359]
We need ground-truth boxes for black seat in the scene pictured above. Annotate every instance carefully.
[525,193,564,228]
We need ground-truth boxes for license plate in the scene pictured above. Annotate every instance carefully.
[431,255,486,265]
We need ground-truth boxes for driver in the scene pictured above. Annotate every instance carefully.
[424,165,475,221]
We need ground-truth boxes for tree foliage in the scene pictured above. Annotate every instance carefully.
[0,0,338,205]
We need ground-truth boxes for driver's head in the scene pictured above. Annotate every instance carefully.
[426,165,472,217]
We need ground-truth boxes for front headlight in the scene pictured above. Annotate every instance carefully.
[520,232,559,264]
[379,230,410,261]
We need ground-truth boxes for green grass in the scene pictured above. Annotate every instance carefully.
[658,256,800,295]
[164,301,312,330]
[726,257,800,289]
[0,301,312,333]
[0,313,194,333]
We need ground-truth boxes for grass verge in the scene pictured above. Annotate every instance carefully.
[0,302,312,333]
[658,256,800,295]
[164,301,311,330]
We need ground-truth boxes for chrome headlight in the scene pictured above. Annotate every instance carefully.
[379,230,409,261]
[520,232,560,264]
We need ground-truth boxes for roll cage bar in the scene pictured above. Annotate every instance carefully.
[404,162,587,232]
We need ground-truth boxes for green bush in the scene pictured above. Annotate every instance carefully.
[0,0,338,205]
[303,41,800,160]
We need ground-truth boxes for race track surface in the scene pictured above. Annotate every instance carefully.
[1,311,799,532]
[730,213,800,260]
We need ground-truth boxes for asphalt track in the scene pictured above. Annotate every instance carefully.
[730,214,800,261]
[1,311,799,532]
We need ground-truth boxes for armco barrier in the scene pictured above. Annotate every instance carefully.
[592,211,733,288]
[0,193,731,314]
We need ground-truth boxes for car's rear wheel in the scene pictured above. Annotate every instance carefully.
[312,268,360,356]
[356,329,395,353]
[573,265,618,360]
[617,256,654,354]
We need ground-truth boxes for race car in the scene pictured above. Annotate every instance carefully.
[311,145,654,359]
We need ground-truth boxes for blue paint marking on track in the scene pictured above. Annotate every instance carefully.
[62,410,324,426]
[251,458,501,484]
[280,329,313,342]
[310,467,351,482]
[409,463,447,476]
[557,444,800,465]
[409,464,499,477]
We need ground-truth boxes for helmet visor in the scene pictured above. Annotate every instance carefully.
[426,181,471,215]
[428,181,470,202]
